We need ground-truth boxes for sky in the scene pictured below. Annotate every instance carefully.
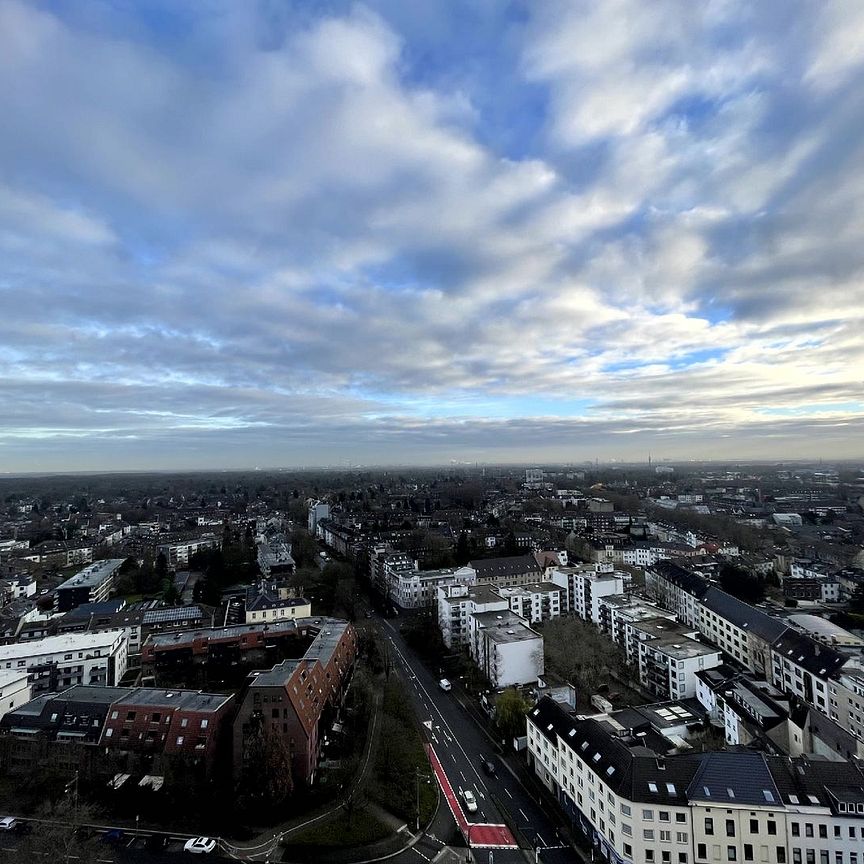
[1,0,863,472]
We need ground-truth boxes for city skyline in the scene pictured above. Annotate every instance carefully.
[1,1,863,471]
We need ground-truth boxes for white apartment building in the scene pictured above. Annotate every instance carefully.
[528,696,864,864]
[469,608,543,688]
[548,564,626,624]
[631,620,722,701]
[0,630,128,694]
[55,558,126,612]
[597,595,675,647]
[157,536,219,569]
[390,565,476,610]
[438,583,509,649]
[307,501,330,533]
[497,582,565,624]
[0,670,32,720]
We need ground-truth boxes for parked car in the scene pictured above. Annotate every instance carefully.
[461,789,478,814]
[439,678,452,692]
[0,817,19,832]
[184,836,217,854]
[481,757,497,777]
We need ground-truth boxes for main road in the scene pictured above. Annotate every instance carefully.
[378,619,583,864]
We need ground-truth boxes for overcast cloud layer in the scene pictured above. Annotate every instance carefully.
[1,0,863,471]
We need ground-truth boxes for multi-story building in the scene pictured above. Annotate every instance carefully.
[630,619,722,701]
[528,695,864,864]
[469,554,542,588]
[245,585,311,623]
[99,687,234,774]
[597,595,675,647]
[497,582,565,624]
[157,536,219,569]
[0,670,31,720]
[388,564,476,610]
[549,564,626,624]
[233,618,356,785]
[437,583,508,650]
[256,540,295,578]
[307,501,330,534]
[0,630,128,693]
[55,559,126,612]
[469,608,543,688]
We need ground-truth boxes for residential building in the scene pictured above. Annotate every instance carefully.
[0,670,31,720]
[100,687,234,774]
[233,618,356,785]
[0,630,128,693]
[469,608,543,688]
[527,695,864,864]
[55,559,126,612]
[470,554,542,588]
[157,536,219,569]
[437,583,508,650]
[245,585,312,623]
[307,501,330,534]
[549,565,626,624]
[497,582,565,624]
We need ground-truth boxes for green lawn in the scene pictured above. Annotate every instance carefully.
[287,806,392,847]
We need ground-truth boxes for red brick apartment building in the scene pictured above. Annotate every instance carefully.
[99,687,234,769]
[232,619,356,784]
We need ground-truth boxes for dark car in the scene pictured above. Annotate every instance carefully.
[481,757,497,776]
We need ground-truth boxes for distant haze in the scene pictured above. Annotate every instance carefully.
[0,2,863,472]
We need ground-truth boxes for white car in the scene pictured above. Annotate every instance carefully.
[439,678,452,692]
[461,790,478,814]
[184,837,217,854]
[0,817,19,831]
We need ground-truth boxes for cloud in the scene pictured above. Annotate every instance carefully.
[0,0,861,470]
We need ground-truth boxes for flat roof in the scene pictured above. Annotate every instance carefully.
[56,559,126,592]
[114,687,232,712]
[0,629,125,660]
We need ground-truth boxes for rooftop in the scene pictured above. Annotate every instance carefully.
[0,629,126,660]
[56,559,126,592]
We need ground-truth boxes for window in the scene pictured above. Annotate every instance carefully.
[644,830,655,840]
[726,820,735,837]
[110,711,118,720]
[660,812,671,822]
[749,820,758,834]
[805,824,814,838]
[151,713,161,723]
[851,827,857,839]
[201,719,208,729]
[806,852,815,864]
[677,832,688,843]
[767,821,777,836]
[697,844,707,860]
[644,810,655,820]
[705,819,714,836]
[679,856,688,864]
[660,831,671,842]
[646,852,655,863]
[126,711,136,721]
[744,845,753,862]
[176,736,184,745]
[818,825,827,839]
[622,824,632,837]
[834,826,841,839]
[727,847,737,862]
[181,717,188,728]
[776,849,785,864]
[676,813,686,823]
[662,853,671,864]
[791,823,800,837]
[624,845,632,858]
[621,804,631,816]
[105,728,113,737]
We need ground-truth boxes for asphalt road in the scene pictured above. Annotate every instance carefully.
[378,619,583,864]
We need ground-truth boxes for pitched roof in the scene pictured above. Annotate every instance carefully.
[770,629,847,677]
[470,555,541,578]
[687,752,782,806]
[701,586,789,643]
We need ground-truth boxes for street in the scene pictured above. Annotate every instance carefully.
[378,619,583,864]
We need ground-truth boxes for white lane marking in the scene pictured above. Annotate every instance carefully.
[519,808,528,821]
[537,834,547,846]
[386,637,490,796]
[504,788,512,799]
